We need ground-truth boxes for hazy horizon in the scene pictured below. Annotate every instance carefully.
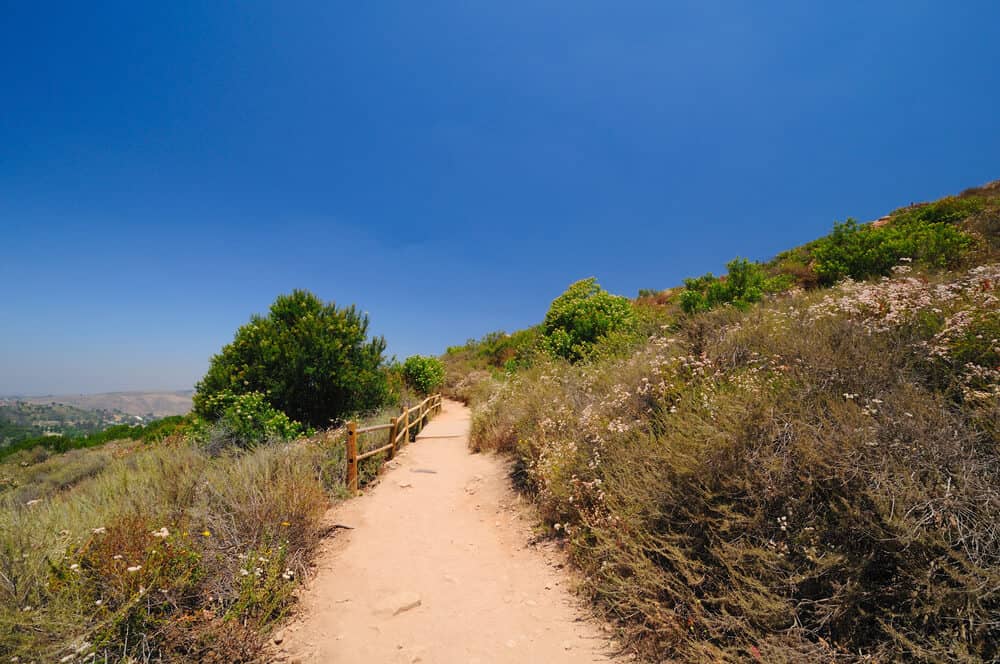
[1,388,194,399]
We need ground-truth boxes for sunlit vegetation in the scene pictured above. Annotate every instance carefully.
[466,182,1000,661]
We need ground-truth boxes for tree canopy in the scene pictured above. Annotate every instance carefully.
[194,290,388,427]
[542,277,637,362]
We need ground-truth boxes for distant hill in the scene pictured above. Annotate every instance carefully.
[16,390,193,418]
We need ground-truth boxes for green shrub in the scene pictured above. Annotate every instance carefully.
[812,217,972,285]
[542,278,637,362]
[679,257,791,314]
[894,195,985,226]
[194,290,389,428]
[193,391,305,449]
[401,355,445,394]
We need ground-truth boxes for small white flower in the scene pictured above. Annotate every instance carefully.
[91,527,106,535]
[240,569,250,577]
[112,555,123,560]
[69,563,80,571]
[126,565,142,573]
[151,527,170,539]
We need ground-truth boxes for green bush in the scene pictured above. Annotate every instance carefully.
[812,217,972,285]
[402,355,445,394]
[894,195,985,226]
[679,257,791,314]
[194,290,389,428]
[193,391,305,448]
[542,278,637,362]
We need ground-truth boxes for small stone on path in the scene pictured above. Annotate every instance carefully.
[374,592,422,616]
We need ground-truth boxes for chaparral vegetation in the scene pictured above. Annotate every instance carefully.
[461,181,1000,661]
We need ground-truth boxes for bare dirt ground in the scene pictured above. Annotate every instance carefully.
[273,399,619,664]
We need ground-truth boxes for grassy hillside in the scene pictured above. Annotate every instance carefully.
[463,181,1000,661]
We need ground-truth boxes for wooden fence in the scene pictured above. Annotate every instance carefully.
[343,394,444,493]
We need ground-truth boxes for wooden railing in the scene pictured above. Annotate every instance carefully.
[344,394,444,493]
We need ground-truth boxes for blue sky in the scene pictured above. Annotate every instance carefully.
[2,1,998,394]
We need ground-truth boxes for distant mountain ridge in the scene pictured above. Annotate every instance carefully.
[9,390,193,418]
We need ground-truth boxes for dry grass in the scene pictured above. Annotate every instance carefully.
[0,434,344,662]
[472,264,1000,662]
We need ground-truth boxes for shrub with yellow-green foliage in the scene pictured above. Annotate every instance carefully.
[472,262,1000,662]
[402,355,446,395]
[542,277,637,362]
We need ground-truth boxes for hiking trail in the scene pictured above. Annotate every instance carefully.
[273,399,619,663]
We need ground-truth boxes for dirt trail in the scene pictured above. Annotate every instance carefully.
[274,399,617,663]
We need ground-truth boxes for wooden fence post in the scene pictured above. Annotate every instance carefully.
[388,416,398,460]
[346,421,358,494]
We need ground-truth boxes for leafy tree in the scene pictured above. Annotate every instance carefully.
[194,290,388,427]
[402,355,446,394]
[542,278,637,362]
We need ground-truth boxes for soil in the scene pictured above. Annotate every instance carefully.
[273,399,619,663]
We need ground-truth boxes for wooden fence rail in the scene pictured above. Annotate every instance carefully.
[344,394,443,493]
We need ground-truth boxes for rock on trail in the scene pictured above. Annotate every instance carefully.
[273,399,618,663]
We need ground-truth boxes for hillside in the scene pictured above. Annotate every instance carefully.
[16,390,193,418]
[0,401,132,447]
[453,180,1000,661]
[1,180,997,663]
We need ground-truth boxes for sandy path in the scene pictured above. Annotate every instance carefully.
[274,399,616,664]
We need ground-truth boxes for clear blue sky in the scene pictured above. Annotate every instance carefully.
[2,2,998,395]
